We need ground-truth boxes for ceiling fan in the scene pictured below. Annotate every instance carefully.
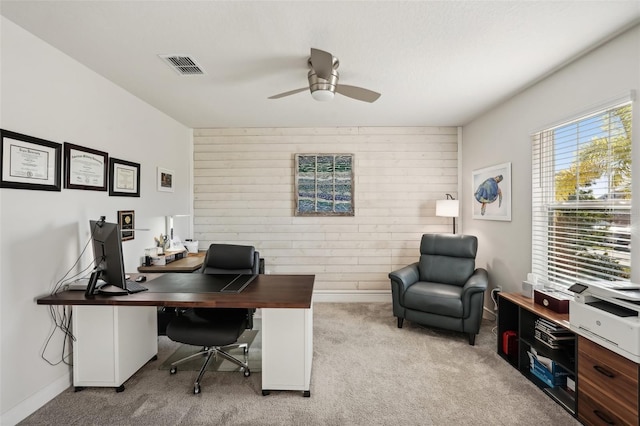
[268,48,381,103]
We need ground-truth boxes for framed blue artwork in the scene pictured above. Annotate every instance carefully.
[472,161,511,221]
[294,153,354,216]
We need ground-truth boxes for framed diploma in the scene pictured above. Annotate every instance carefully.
[0,129,62,191]
[118,210,135,241]
[109,157,140,197]
[64,143,108,191]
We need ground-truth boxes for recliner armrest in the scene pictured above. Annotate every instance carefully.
[389,262,420,292]
[462,268,489,293]
[461,268,489,311]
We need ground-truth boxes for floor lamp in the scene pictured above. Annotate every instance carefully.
[436,194,460,234]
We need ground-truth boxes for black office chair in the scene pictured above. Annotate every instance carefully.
[166,243,259,394]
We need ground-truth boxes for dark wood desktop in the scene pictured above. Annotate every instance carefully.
[37,274,314,309]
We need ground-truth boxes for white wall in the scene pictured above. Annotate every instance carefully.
[0,17,192,424]
[193,127,459,294]
[462,25,640,293]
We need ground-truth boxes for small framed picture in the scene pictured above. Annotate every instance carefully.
[157,167,174,192]
[64,142,108,191]
[109,158,140,197]
[1,129,62,191]
[118,210,135,241]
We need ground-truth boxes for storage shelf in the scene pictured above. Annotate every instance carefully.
[498,292,577,417]
[520,337,575,374]
[544,387,576,415]
[499,291,640,424]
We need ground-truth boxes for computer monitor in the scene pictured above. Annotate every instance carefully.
[88,219,128,295]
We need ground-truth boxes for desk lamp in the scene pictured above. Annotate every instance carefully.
[436,194,459,234]
[166,214,191,250]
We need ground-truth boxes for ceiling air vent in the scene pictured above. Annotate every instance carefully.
[159,54,205,75]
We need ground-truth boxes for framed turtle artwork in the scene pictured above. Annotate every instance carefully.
[472,162,511,221]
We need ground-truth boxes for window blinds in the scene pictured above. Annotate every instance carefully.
[531,102,632,286]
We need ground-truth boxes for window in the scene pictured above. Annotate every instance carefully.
[532,102,632,287]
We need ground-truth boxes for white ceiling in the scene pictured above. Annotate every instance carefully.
[2,1,639,129]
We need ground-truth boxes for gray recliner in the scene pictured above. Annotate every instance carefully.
[389,234,488,345]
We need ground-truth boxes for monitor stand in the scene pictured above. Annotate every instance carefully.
[85,270,100,297]
[97,284,128,296]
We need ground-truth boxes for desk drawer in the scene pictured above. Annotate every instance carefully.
[579,389,635,426]
[579,337,639,381]
[578,337,638,425]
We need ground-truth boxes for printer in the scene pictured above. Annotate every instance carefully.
[569,281,640,363]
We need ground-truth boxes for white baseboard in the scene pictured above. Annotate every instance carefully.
[483,306,497,320]
[2,373,71,426]
[312,290,496,320]
[312,290,392,303]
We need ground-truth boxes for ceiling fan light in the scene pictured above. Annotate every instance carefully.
[311,89,335,102]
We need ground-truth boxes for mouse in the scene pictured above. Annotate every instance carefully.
[135,275,147,282]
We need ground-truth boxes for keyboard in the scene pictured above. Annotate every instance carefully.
[125,280,148,294]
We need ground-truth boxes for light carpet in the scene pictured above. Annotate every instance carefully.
[19,303,580,425]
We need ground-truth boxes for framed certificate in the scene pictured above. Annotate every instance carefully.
[118,210,135,241]
[64,143,108,191]
[0,129,62,191]
[109,157,140,197]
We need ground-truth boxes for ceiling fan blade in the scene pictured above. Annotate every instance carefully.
[268,87,308,99]
[310,48,334,80]
[335,85,381,103]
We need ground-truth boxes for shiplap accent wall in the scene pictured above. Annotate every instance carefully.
[193,127,459,295]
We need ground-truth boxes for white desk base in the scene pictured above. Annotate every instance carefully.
[70,304,313,395]
[71,305,158,390]
[261,305,313,396]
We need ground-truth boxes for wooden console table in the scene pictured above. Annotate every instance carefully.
[497,292,639,424]
[137,252,205,273]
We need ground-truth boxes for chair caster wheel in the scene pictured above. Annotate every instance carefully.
[303,391,310,397]
[194,384,200,394]
[170,366,177,374]
[243,368,251,377]
[262,390,271,396]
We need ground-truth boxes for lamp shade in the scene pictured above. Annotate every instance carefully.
[436,199,459,218]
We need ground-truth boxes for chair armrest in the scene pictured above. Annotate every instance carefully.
[389,263,420,293]
[461,268,489,307]
[252,251,260,274]
[462,268,489,292]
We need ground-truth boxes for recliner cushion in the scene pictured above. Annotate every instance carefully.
[403,282,464,317]
[420,234,477,258]
[418,234,477,286]
[419,255,475,287]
